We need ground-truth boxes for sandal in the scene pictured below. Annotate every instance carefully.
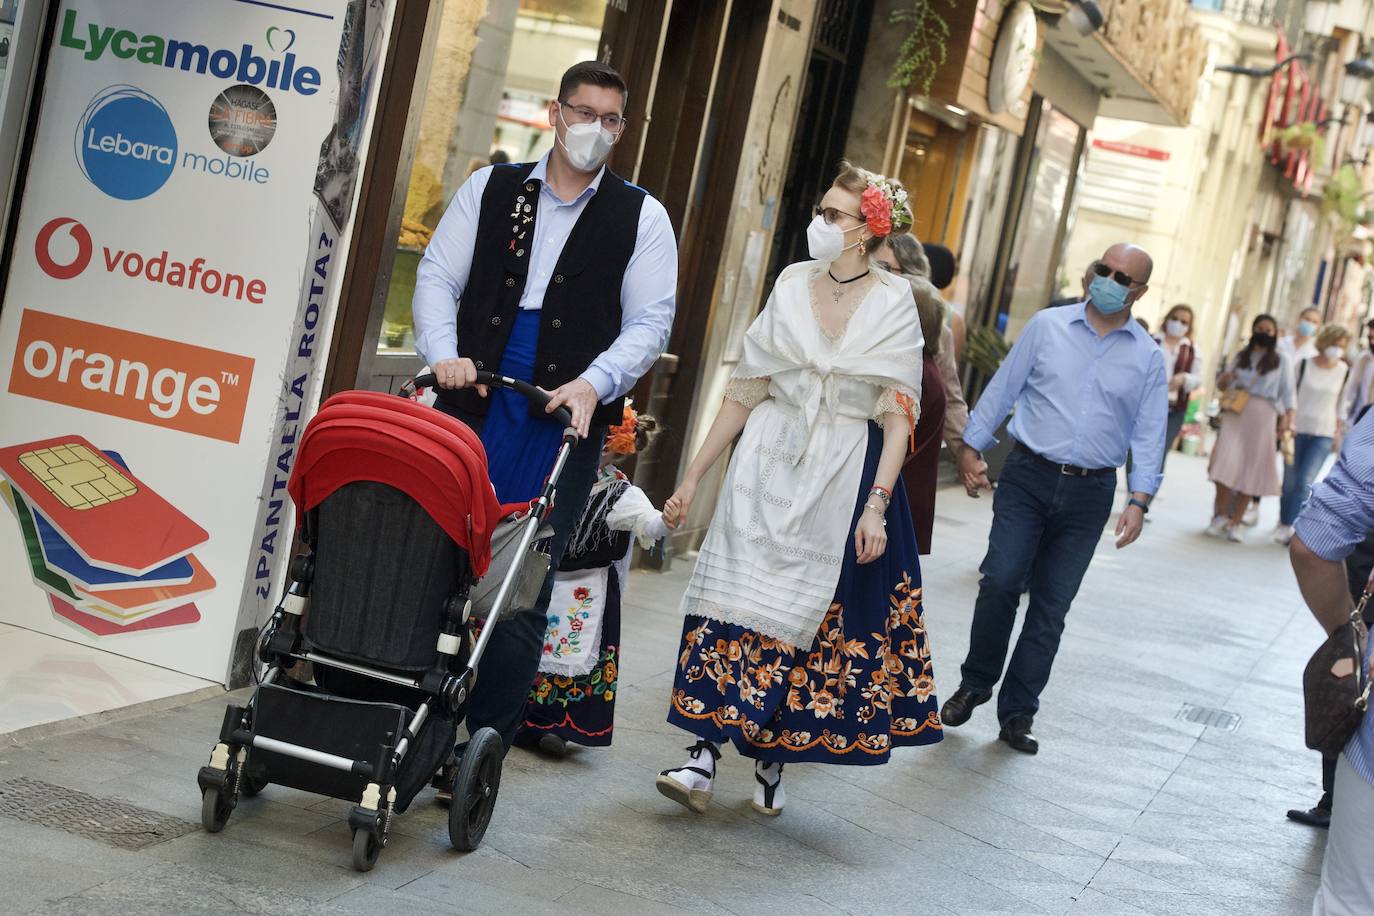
[655,740,720,814]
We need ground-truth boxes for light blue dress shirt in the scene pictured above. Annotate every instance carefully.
[963,302,1169,494]
[412,154,678,402]
[1293,411,1374,786]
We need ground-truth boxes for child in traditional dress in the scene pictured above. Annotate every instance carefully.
[514,405,667,756]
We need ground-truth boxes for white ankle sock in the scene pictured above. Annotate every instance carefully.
[754,760,785,811]
[666,741,720,791]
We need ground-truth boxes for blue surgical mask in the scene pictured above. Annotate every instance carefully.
[1297,320,1318,337]
[1088,275,1131,314]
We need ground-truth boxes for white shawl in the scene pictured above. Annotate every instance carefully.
[681,261,923,647]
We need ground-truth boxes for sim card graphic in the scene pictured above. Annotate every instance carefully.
[0,436,207,575]
[0,437,213,638]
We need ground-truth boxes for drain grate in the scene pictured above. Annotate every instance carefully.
[0,777,198,849]
[1176,703,1242,732]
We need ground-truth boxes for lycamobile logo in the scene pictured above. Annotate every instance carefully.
[58,10,321,97]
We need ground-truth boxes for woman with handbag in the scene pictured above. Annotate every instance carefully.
[1207,314,1296,542]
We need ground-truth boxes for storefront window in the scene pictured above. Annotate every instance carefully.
[0,0,19,137]
[999,99,1084,340]
[375,0,608,359]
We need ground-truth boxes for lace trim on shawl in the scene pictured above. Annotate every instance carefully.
[681,595,813,649]
[724,377,771,408]
[874,384,921,429]
[807,267,876,342]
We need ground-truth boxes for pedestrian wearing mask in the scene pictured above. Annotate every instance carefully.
[944,244,1168,754]
[655,163,941,816]
[1154,304,1203,472]
[1279,306,1323,362]
[1275,325,1352,546]
[1206,314,1295,543]
[1342,318,1374,426]
[411,61,678,760]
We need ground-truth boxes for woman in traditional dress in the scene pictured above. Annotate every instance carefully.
[654,163,942,817]
[515,406,667,755]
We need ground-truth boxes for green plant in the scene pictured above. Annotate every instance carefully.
[964,324,1011,378]
[1273,122,1327,167]
[888,0,956,95]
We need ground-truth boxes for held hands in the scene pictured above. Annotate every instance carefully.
[854,505,888,564]
[1217,370,1236,389]
[959,445,992,498]
[662,478,698,530]
[544,378,598,439]
[433,358,488,396]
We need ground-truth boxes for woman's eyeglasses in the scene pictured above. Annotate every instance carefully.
[558,101,626,134]
[1094,262,1140,288]
[814,204,863,225]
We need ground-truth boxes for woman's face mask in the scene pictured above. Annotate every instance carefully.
[806,215,863,263]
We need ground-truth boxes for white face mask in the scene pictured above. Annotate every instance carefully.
[806,215,863,263]
[557,106,616,172]
[1324,346,1346,361]
[1165,319,1188,339]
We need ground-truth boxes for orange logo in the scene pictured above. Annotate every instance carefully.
[9,310,254,443]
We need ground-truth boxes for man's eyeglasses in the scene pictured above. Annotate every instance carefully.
[1093,262,1141,288]
[558,101,626,134]
[814,204,863,225]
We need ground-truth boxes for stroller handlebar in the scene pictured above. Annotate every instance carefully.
[406,372,576,433]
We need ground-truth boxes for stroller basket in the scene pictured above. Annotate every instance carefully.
[196,371,576,870]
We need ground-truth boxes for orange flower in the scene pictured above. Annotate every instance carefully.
[607,404,639,454]
[860,185,892,237]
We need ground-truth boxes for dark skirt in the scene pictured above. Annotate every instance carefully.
[518,566,622,747]
[667,422,942,765]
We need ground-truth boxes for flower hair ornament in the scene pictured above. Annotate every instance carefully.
[859,177,911,239]
[607,403,640,455]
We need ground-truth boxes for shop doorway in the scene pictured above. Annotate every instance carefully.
[761,0,874,295]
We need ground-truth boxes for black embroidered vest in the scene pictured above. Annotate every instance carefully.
[437,161,647,426]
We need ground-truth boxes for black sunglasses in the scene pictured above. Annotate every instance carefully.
[1094,262,1140,288]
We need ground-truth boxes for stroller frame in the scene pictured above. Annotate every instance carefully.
[197,371,575,870]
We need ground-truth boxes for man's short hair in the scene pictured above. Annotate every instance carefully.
[559,61,629,106]
[1366,317,1374,330]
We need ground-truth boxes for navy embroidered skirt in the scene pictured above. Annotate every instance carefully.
[667,422,942,765]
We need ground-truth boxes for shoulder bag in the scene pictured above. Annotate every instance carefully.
[1303,568,1374,756]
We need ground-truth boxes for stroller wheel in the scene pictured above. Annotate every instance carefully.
[239,771,269,798]
[200,787,235,833]
[448,727,503,852]
[351,827,382,871]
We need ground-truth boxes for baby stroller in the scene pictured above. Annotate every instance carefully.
[195,371,575,870]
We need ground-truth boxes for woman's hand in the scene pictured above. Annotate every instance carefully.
[1217,370,1236,389]
[854,505,888,564]
[662,479,698,530]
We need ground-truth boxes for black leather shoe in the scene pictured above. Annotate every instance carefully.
[940,686,993,727]
[1286,806,1331,829]
[999,716,1039,754]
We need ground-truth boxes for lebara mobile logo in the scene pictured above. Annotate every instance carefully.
[34,216,269,304]
[59,10,322,96]
[9,309,255,443]
[74,85,177,201]
[0,435,214,637]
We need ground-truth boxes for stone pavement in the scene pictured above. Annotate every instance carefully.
[0,453,1332,915]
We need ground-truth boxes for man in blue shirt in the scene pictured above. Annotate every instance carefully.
[1289,411,1374,913]
[941,244,1168,754]
[412,62,677,756]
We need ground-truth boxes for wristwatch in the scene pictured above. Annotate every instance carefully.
[1128,497,1150,514]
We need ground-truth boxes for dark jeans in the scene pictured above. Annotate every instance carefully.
[1161,408,1188,474]
[1319,532,1374,807]
[1280,433,1333,526]
[435,399,606,749]
[961,447,1117,723]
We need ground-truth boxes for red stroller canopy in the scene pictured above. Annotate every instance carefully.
[288,391,503,576]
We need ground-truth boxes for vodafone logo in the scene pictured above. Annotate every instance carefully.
[35,218,94,280]
[32,216,268,304]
